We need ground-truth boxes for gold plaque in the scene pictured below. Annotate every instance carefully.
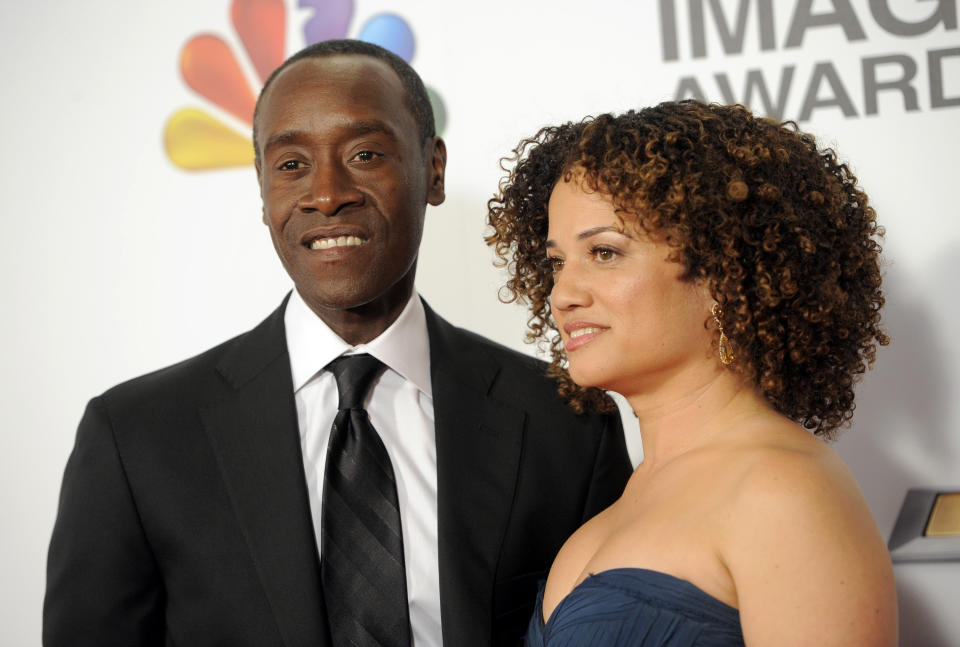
[925,492,960,537]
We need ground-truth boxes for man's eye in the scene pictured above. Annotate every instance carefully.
[354,150,379,162]
[279,160,302,170]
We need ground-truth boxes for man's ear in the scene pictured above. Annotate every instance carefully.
[426,136,447,206]
[255,160,268,224]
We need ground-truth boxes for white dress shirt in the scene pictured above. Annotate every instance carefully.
[284,289,442,647]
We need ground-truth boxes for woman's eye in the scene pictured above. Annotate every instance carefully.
[544,256,565,273]
[591,246,617,262]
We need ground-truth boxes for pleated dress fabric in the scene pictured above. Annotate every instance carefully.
[525,568,745,647]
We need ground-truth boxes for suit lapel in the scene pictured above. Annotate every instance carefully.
[198,299,524,646]
[425,304,526,647]
[200,300,330,647]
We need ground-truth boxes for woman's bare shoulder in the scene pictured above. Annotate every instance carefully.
[720,422,898,646]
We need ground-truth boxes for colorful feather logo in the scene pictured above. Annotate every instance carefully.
[164,0,445,170]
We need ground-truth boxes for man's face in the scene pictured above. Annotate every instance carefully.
[255,55,445,342]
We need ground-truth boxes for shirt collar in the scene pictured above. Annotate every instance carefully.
[284,289,432,398]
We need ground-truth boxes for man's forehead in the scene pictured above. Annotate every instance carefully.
[254,53,420,157]
[258,55,409,131]
[268,54,401,98]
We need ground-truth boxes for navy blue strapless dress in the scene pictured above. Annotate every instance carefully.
[525,568,745,646]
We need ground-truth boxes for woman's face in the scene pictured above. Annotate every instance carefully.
[546,176,715,396]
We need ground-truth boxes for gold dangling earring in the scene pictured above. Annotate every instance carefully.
[712,304,735,366]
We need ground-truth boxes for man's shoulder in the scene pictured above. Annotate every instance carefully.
[427,311,609,422]
[101,334,234,398]
[98,304,286,413]
[442,321,546,371]
[427,310,547,379]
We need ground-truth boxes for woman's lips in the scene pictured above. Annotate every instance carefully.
[563,325,607,351]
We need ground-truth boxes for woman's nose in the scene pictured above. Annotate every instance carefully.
[550,262,592,312]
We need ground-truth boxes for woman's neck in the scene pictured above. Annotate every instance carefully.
[624,366,770,471]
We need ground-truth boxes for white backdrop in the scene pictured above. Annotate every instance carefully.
[2,1,958,645]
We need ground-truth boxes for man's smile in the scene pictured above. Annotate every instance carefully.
[299,223,372,252]
[308,235,367,250]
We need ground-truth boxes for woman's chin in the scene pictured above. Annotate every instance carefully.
[568,365,612,391]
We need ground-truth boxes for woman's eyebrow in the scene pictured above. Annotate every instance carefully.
[545,225,632,248]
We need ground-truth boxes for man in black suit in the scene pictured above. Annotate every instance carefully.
[44,40,631,646]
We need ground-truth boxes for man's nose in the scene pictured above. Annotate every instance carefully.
[550,263,592,312]
[298,163,363,216]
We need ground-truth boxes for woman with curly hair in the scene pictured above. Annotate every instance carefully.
[487,100,896,646]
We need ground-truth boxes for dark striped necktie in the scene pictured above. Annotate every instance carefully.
[321,354,412,647]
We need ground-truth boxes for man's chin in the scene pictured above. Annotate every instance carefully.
[295,287,378,314]
[295,281,413,315]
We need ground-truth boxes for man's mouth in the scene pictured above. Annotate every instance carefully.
[307,235,367,250]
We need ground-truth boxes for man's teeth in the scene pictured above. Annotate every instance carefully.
[309,236,365,250]
[569,327,603,339]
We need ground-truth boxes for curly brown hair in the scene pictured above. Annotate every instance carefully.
[486,100,887,438]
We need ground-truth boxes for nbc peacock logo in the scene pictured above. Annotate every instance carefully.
[164,0,446,170]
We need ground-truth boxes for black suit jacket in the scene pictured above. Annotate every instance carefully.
[44,299,632,647]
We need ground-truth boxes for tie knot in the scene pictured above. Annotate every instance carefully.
[327,354,385,410]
